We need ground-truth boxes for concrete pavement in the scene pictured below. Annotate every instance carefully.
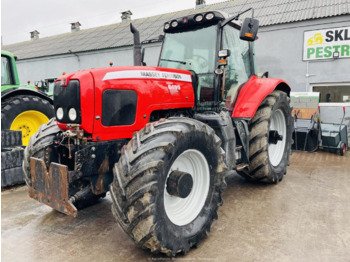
[2,151,350,262]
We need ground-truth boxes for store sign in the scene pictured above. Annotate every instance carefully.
[303,26,350,60]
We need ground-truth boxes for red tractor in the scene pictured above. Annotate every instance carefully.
[23,9,292,256]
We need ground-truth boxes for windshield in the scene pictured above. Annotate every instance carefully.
[159,26,217,74]
[159,26,218,109]
[47,80,55,93]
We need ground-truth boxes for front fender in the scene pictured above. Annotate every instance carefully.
[232,75,290,119]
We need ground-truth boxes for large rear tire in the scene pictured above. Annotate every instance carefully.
[239,90,293,183]
[1,95,54,146]
[110,117,227,256]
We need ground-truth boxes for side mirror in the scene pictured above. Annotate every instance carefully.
[240,18,259,41]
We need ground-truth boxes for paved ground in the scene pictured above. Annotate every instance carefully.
[2,151,350,262]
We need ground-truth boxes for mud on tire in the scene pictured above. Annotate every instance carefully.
[110,117,227,256]
[239,90,293,183]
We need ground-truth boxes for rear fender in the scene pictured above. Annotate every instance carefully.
[232,75,290,119]
[1,87,53,104]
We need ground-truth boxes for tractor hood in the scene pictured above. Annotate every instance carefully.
[55,66,195,140]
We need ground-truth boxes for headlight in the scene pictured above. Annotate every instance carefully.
[56,107,64,120]
[205,13,214,20]
[164,23,170,30]
[68,108,77,121]
[195,15,203,22]
[171,20,178,27]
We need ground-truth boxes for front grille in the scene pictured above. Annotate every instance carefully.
[54,80,81,123]
[102,89,137,126]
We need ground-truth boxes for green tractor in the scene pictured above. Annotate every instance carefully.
[35,78,56,97]
[1,50,54,187]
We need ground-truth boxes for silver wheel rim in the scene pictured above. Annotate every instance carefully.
[164,149,210,226]
[268,109,287,166]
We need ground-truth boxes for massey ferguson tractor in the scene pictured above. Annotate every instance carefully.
[23,9,293,256]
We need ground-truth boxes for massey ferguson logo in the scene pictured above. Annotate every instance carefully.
[168,84,181,93]
[103,70,192,82]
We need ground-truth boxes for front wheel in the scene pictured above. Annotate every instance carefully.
[23,118,105,209]
[22,118,60,187]
[110,117,227,256]
[239,90,293,183]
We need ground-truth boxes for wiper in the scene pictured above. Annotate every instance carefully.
[160,58,187,65]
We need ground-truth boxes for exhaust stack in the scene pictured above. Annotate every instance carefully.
[130,23,142,66]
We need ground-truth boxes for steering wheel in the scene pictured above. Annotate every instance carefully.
[192,55,208,68]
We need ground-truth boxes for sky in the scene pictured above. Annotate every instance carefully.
[1,0,227,45]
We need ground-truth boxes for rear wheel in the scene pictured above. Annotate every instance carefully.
[239,90,293,183]
[339,142,346,156]
[1,95,54,146]
[110,117,227,256]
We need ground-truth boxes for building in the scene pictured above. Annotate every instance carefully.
[3,0,350,124]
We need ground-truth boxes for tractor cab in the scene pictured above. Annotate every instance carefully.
[159,10,259,111]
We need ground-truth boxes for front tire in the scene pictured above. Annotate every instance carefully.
[22,118,60,187]
[239,90,293,183]
[110,117,227,256]
[23,118,105,209]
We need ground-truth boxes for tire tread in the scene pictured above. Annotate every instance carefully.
[239,90,293,183]
[111,117,227,255]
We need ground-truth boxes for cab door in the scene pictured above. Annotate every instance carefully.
[221,25,253,111]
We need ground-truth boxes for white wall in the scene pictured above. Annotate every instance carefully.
[255,15,350,92]
[16,44,161,85]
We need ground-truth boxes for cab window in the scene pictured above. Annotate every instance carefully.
[222,25,251,109]
[159,26,217,109]
[1,56,13,86]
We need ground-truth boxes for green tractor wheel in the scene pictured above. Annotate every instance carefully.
[1,95,54,146]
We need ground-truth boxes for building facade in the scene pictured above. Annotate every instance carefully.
[3,0,350,124]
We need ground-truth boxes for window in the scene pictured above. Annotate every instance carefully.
[102,90,137,126]
[222,25,251,109]
[159,26,217,108]
[313,84,350,103]
[1,56,13,86]
[159,26,217,74]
